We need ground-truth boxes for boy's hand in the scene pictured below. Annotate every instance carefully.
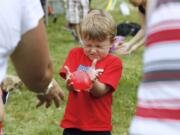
[64,66,80,92]
[87,59,104,81]
[64,66,72,83]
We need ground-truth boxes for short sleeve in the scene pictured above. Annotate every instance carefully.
[21,0,44,35]
[99,58,123,91]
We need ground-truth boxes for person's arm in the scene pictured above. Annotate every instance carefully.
[115,8,146,55]
[127,36,145,53]
[115,28,144,55]
[123,12,145,54]
[87,59,111,97]
[90,80,112,97]
[11,19,52,93]
[11,19,65,108]
[89,58,122,97]
[125,28,144,50]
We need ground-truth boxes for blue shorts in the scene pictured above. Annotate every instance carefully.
[63,128,111,135]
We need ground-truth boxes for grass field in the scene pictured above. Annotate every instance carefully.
[4,1,143,135]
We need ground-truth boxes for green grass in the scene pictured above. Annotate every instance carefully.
[4,1,143,135]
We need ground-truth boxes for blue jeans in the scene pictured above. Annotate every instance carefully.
[63,128,111,135]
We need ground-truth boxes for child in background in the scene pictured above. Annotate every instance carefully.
[59,9,123,135]
[65,0,89,44]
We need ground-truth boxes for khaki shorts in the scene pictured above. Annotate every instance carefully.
[66,0,89,24]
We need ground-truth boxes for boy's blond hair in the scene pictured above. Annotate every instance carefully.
[81,9,116,42]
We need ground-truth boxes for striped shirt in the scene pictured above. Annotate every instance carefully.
[130,1,180,135]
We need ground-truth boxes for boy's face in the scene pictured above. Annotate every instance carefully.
[83,38,113,61]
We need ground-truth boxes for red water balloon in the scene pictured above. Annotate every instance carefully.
[70,70,92,91]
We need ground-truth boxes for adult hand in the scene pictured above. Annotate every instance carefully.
[115,43,130,55]
[87,59,104,81]
[36,79,65,108]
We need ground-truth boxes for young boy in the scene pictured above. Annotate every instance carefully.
[59,9,123,135]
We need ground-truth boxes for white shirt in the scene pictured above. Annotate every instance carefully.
[0,0,44,84]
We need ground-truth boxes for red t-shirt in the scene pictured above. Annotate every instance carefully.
[59,48,122,131]
[0,122,3,135]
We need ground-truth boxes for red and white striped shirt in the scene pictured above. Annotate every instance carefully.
[130,1,180,135]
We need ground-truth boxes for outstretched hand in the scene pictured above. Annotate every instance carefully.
[36,79,65,108]
[87,59,104,81]
[115,43,130,55]
[64,66,72,82]
[64,66,79,92]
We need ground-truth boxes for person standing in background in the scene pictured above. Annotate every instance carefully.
[130,0,180,135]
[65,0,89,45]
